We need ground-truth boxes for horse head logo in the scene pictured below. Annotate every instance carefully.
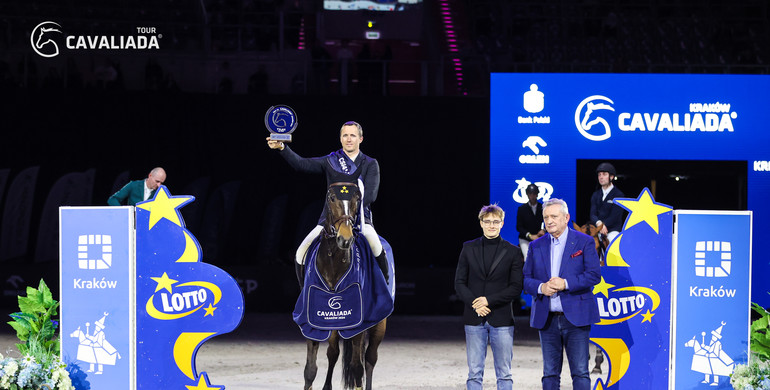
[30,21,63,58]
[574,95,615,141]
[271,111,292,130]
[328,296,343,310]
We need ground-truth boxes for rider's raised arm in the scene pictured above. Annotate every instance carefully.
[279,144,325,174]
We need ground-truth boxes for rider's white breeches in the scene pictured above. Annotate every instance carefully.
[295,223,383,265]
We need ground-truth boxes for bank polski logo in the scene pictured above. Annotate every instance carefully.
[30,21,63,58]
[523,84,545,113]
[328,296,343,310]
[77,234,113,270]
[695,240,732,277]
[512,177,553,203]
[575,95,615,141]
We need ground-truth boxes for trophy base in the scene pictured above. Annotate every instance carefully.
[270,134,292,142]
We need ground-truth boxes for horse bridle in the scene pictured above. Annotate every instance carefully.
[324,182,360,238]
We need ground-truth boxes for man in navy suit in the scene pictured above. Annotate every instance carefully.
[455,204,524,390]
[523,198,601,390]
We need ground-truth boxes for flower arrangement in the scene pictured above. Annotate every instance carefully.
[731,301,770,390]
[1,279,73,390]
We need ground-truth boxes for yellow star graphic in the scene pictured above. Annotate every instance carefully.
[204,303,217,317]
[593,276,615,298]
[615,188,672,234]
[151,272,178,293]
[341,186,349,194]
[136,186,193,229]
[185,374,223,390]
[641,309,655,323]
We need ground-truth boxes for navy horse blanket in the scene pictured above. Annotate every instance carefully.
[293,235,395,341]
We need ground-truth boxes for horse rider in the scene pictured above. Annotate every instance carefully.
[588,162,625,243]
[516,183,545,259]
[267,120,388,283]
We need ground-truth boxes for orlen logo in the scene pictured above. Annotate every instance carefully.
[30,21,63,58]
[575,95,615,141]
[328,296,343,309]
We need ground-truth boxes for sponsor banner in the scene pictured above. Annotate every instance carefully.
[590,188,673,390]
[31,21,161,58]
[672,211,752,389]
[60,206,134,390]
[135,186,244,389]
[490,73,770,307]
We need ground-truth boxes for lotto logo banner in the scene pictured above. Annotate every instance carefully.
[672,211,752,389]
[60,206,134,390]
[589,189,673,390]
[135,186,244,389]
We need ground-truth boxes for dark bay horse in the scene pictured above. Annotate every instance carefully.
[302,182,387,390]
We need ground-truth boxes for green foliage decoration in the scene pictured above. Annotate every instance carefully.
[7,279,60,360]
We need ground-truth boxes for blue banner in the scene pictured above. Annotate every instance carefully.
[490,73,770,307]
[590,188,673,390]
[672,211,752,389]
[135,186,244,389]
[60,206,134,390]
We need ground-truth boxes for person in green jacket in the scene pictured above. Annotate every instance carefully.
[107,167,167,206]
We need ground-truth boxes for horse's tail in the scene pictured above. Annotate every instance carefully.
[341,337,363,389]
[342,338,355,389]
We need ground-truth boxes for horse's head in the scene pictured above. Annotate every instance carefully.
[326,182,360,250]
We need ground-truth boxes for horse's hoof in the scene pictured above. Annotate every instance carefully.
[591,367,602,374]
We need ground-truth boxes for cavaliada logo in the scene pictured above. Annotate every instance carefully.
[574,95,738,141]
[31,21,161,58]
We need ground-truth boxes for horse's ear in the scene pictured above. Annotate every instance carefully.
[572,221,581,230]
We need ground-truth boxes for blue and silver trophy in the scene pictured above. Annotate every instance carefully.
[265,105,298,142]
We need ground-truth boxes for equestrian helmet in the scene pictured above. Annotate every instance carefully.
[596,162,616,176]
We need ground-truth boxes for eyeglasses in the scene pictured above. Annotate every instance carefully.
[481,220,502,226]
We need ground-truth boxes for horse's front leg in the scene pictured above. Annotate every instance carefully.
[305,339,320,390]
[323,331,340,390]
[364,320,387,390]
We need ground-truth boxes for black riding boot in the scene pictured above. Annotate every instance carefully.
[375,251,389,283]
[295,262,305,288]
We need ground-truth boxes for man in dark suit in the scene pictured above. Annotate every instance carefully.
[455,204,524,390]
[516,183,545,258]
[107,167,166,206]
[523,198,601,390]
